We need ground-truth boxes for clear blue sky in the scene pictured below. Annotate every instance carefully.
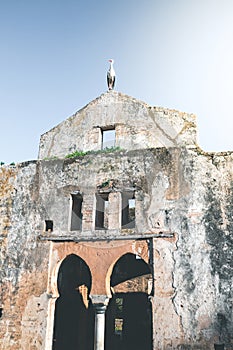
[1,0,233,164]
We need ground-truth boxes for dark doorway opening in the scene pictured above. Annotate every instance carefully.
[121,192,135,229]
[106,253,153,350]
[106,292,152,350]
[95,193,109,229]
[52,254,94,350]
[70,193,83,231]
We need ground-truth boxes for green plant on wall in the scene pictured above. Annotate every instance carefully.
[65,146,122,159]
[65,150,88,158]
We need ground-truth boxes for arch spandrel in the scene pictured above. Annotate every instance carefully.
[49,240,150,297]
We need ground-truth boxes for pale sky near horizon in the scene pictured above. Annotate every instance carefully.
[0,0,233,164]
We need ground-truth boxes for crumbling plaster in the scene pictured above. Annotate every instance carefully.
[0,145,232,349]
[1,88,233,349]
[38,91,197,160]
[0,162,50,349]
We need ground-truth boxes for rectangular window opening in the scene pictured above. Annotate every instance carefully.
[95,193,109,229]
[121,192,135,229]
[70,193,83,231]
[102,127,116,150]
[45,220,53,232]
[114,318,123,336]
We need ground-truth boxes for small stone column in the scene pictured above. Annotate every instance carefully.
[82,193,95,231]
[90,295,109,350]
[108,192,121,230]
[94,304,107,350]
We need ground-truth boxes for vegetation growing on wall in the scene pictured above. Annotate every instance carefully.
[65,146,122,159]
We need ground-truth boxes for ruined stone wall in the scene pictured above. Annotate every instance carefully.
[153,150,233,349]
[0,163,50,350]
[0,147,232,349]
[38,91,197,160]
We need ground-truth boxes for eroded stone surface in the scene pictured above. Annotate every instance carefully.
[0,92,232,349]
[38,91,197,160]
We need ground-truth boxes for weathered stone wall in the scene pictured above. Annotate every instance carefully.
[38,91,197,160]
[0,147,232,349]
[0,163,50,350]
[37,148,190,237]
[164,150,233,349]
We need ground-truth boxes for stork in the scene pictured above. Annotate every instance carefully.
[107,59,115,90]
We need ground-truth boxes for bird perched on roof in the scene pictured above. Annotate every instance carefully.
[107,59,116,90]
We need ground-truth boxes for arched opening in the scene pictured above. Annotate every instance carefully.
[52,254,94,350]
[106,253,153,350]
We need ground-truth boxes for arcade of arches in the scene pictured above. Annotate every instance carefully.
[48,239,153,350]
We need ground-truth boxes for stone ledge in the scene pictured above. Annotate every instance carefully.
[38,231,174,242]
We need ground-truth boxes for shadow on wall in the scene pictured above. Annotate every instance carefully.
[52,254,94,350]
[105,253,153,350]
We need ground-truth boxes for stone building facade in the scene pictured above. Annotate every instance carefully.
[0,91,232,349]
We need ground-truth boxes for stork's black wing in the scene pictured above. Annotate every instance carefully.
[107,72,111,89]
[112,76,115,89]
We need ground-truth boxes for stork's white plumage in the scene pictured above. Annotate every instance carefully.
[107,59,115,90]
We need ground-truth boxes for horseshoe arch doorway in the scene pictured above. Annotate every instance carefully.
[52,254,94,350]
[105,253,153,350]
